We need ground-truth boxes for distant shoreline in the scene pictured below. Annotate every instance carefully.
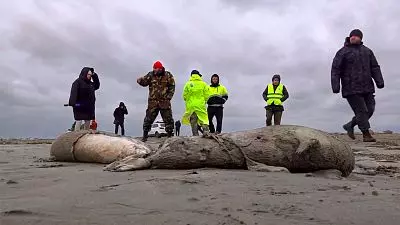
[0,130,397,145]
[0,138,54,145]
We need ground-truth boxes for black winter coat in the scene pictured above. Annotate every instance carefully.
[331,38,384,98]
[113,104,128,124]
[68,67,100,120]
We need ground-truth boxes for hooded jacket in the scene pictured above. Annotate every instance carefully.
[175,120,181,128]
[331,37,384,97]
[207,74,228,107]
[113,102,128,124]
[69,67,100,120]
[181,73,209,126]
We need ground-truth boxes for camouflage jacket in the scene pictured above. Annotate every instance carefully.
[138,71,175,109]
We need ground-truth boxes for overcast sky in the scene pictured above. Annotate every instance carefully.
[0,0,399,138]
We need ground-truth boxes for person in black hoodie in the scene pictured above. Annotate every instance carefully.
[262,74,289,126]
[175,120,181,136]
[206,74,228,134]
[68,67,100,131]
[331,29,384,142]
[113,102,128,135]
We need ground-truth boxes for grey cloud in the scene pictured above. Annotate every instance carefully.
[219,0,296,13]
[0,0,399,138]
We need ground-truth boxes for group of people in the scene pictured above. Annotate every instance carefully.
[67,28,385,143]
[136,63,230,141]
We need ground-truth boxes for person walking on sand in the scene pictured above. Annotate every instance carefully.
[207,74,228,134]
[113,102,128,136]
[68,67,100,131]
[331,29,384,142]
[175,120,181,136]
[137,61,175,142]
[262,74,289,126]
[182,70,210,137]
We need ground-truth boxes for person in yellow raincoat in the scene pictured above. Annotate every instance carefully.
[182,70,210,136]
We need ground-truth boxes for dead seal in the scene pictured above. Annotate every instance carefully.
[50,130,152,163]
[104,125,355,177]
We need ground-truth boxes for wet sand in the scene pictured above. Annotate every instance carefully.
[1,134,400,225]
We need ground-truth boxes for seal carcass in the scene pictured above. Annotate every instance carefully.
[104,125,355,177]
[50,130,152,163]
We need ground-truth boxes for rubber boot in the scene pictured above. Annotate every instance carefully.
[141,131,149,142]
[201,125,210,138]
[190,113,199,136]
[362,130,376,142]
[343,123,355,140]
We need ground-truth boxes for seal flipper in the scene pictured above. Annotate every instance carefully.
[104,156,151,172]
[296,138,320,154]
[245,157,289,173]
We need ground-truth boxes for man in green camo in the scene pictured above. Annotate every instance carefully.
[137,61,175,142]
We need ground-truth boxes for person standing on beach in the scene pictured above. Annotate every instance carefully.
[113,102,128,136]
[175,120,181,136]
[207,74,228,134]
[68,67,100,131]
[182,70,210,137]
[137,61,175,142]
[262,74,289,126]
[331,29,384,142]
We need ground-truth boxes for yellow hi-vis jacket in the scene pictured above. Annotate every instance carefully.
[182,74,209,126]
[207,85,228,107]
[266,83,284,106]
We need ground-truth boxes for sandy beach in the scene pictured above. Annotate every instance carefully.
[1,133,400,225]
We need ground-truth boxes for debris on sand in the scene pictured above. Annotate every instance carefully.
[34,164,65,168]
[6,180,18,184]
[1,209,36,216]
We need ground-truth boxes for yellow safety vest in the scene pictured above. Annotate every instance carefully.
[266,83,284,106]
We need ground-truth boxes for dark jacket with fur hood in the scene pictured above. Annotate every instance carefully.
[68,67,100,120]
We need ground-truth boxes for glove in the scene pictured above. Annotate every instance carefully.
[377,83,384,89]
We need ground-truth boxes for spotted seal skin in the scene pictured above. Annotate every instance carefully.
[104,125,355,177]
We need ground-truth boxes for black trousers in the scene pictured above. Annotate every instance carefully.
[345,93,375,132]
[175,127,180,136]
[208,106,223,133]
[115,123,125,136]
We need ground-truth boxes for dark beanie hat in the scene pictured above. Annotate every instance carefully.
[349,29,363,39]
[272,74,281,81]
[191,70,202,77]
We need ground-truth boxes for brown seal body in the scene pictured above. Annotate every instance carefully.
[105,125,355,177]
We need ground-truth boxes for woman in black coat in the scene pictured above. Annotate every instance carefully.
[68,67,100,130]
